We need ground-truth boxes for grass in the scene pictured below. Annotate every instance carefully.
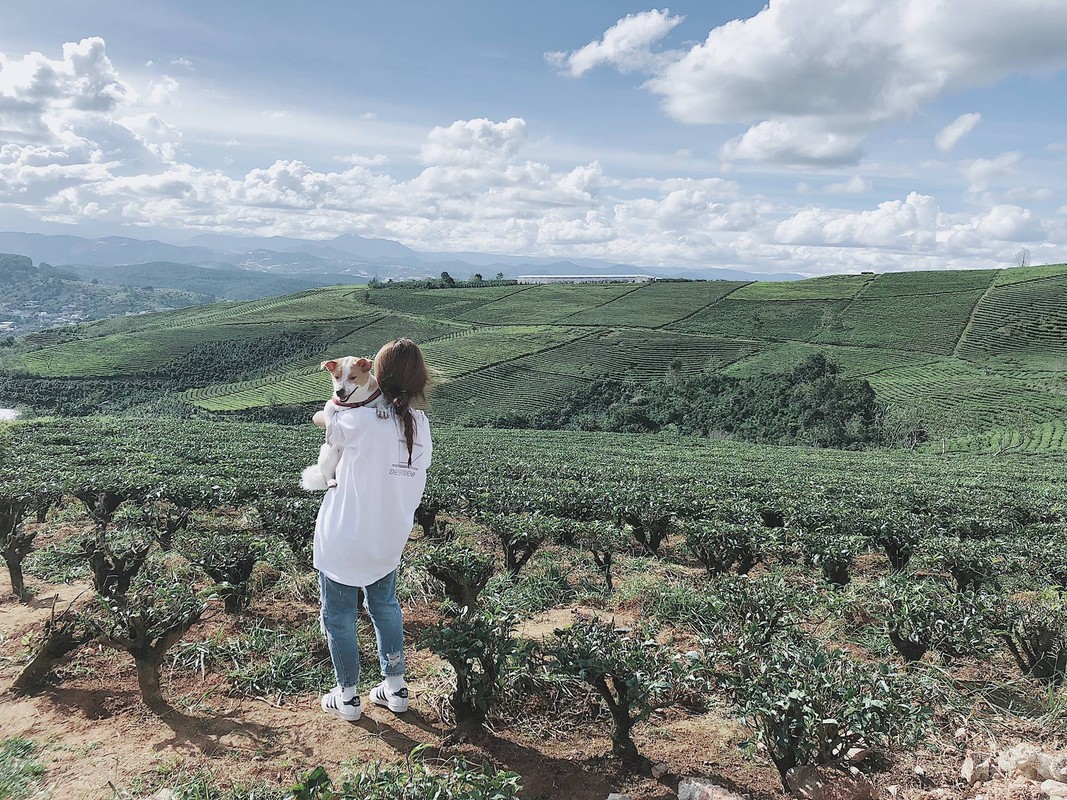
[117,762,289,800]
[0,738,46,800]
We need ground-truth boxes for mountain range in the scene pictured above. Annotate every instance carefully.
[0,230,803,283]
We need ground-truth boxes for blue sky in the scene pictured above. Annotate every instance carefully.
[2,0,1066,275]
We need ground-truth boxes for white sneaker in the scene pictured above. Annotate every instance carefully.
[370,681,409,713]
[321,687,361,721]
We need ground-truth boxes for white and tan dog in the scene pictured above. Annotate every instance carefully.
[301,356,390,491]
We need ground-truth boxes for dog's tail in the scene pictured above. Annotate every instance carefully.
[300,465,328,492]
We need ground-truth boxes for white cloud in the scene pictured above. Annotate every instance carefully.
[826,175,873,195]
[547,9,684,77]
[1005,186,1055,203]
[170,57,192,69]
[146,75,179,105]
[335,153,390,166]
[567,1,1067,165]
[935,112,982,153]
[775,192,941,248]
[419,117,528,167]
[963,151,1020,192]
[773,192,1050,266]
[973,204,1045,241]
[721,120,864,165]
[3,37,1066,276]
[0,37,129,144]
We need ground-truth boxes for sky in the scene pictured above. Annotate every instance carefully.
[2,0,1067,276]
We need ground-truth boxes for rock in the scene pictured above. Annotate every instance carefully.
[962,754,991,785]
[986,778,1043,800]
[606,794,632,800]
[785,766,874,800]
[956,727,970,743]
[1042,780,1067,798]
[846,748,871,764]
[651,762,669,779]
[962,755,976,784]
[976,759,993,784]
[152,791,176,800]
[999,745,1067,783]
[677,778,746,800]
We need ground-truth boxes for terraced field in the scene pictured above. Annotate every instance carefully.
[671,298,851,341]
[727,273,871,300]
[5,266,1067,453]
[562,280,748,327]
[956,272,1067,360]
[814,289,985,354]
[866,358,1067,436]
[431,360,592,424]
[723,342,934,380]
[862,269,998,296]
[457,283,641,325]
[534,329,759,379]
[420,326,590,377]
[10,322,308,378]
[367,284,531,318]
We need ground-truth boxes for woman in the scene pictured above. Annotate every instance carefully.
[312,338,433,722]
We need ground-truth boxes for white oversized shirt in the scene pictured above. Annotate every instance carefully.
[313,406,432,587]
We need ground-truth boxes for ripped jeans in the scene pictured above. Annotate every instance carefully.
[319,569,405,690]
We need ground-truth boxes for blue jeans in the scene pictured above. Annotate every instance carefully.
[319,569,406,690]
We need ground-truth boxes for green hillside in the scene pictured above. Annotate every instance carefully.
[2,266,1067,453]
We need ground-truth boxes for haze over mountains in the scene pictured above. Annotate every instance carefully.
[0,231,803,283]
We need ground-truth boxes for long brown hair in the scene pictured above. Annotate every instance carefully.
[373,338,431,466]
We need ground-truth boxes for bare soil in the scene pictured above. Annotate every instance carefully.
[1,523,1062,800]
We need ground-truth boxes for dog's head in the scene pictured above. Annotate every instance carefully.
[320,356,379,404]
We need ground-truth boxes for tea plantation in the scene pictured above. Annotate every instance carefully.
[2,266,1066,451]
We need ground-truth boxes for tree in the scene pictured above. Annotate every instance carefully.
[1015,248,1031,269]
[84,563,206,710]
[440,271,456,287]
[1,497,33,599]
[547,616,701,766]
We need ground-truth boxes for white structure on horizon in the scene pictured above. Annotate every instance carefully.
[516,274,654,285]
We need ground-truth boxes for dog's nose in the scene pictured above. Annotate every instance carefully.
[335,389,345,396]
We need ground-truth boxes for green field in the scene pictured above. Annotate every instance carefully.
[3,266,1067,453]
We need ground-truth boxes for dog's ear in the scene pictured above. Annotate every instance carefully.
[355,358,372,373]
[321,360,337,372]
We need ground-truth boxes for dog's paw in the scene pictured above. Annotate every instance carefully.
[326,478,338,489]
[375,406,390,419]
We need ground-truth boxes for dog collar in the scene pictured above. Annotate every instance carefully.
[333,388,383,409]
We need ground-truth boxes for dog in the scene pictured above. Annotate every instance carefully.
[300,356,390,491]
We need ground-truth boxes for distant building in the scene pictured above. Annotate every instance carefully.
[516,274,654,285]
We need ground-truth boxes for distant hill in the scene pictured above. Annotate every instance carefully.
[0,253,216,336]
[0,252,337,336]
[0,230,804,282]
[2,266,1066,454]
[65,261,336,301]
